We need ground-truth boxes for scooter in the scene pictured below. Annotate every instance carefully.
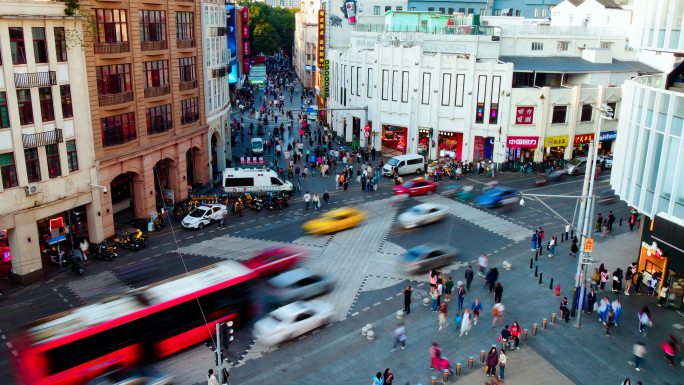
[93,243,117,261]
[121,232,140,251]
[244,194,263,212]
[153,213,166,231]
[70,259,84,276]
[174,204,185,221]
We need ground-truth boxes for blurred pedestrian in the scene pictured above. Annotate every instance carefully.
[445,276,454,302]
[459,308,472,337]
[372,372,382,385]
[560,297,570,322]
[457,284,466,311]
[658,284,669,306]
[638,306,651,337]
[430,342,443,371]
[612,298,622,326]
[494,282,503,303]
[510,322,521,349]
[208,369,219,385]
[548,236,556,257]
[606,309,615,337]
[438,302,448,330]
[465,265,474,291]
[485,347,499,377]
[391,323,407,352]
[485,268,498,292]
[531,230,538,251]
[599,296,610,324]
[312,192,320,210]
[663,334,680,366]
[431,288,439,312]
[629,342,646,371]
[492,302,504,328]
[478,254,488,277]
[402,286,411,314]
[471,297,482,325]
[587,288,596,314]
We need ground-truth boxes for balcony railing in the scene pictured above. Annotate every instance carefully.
[144,85,171,98]
[179,80,197,91]
[181,112,199,125]
[98,91,134,107]
[177,39,196,49]
[23,129,63,149]
[147,121,173,135]
[352,23,498,36]
[103,131,137,148]
[94,42,131,54]
[15,71,57,88]
[141,40,168,51]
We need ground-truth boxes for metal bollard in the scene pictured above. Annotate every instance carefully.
[542,318,547,330]
[533,324,538,335]
[431,376,436,385]
[523,329,528,341]
[539,273,543,284]
[480,350,485,363]
[539,246,543,256]
[468,357,474,369]
[456,363,462,376]
[549,278,554,290]
[535,266,538,277]
[552,313,557,325]
[502,339,508,352]
[535,249,538,260]
[443,370,449,382]
[530,258,534,269]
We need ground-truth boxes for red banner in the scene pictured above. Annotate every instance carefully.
[242,7,249,22]
[515,106,534,125]
[506,136,538,148]
[243,25,249,39]
[243,58,250,74]
[244,41,250,56]
[574,133,594,145]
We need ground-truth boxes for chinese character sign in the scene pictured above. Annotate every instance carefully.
[515,106,534,125]
[573,133,595,145]
[318,10,326,68]
[242,7,249,22]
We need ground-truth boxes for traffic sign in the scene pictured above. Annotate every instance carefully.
[48,234,66,245]
[364,124,370,132]
[584,238,594,252]
[364,131,370,138]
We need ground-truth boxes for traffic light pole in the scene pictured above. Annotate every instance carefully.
[216,323,222,385]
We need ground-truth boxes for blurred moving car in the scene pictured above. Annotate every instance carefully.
[403,244,459,273]
[264,268,334,305]
[392,179,438,196]
[181,204,226,230]
[598,154,613,169]
[242,246,305,277]
[474,188,520,208]
[85,367,173,385]
[253,300,334,345]
[301,207,366,234]
[397,203,448,228]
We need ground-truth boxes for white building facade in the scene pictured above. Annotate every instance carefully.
[0,0,103,284]
[630,0,684,72]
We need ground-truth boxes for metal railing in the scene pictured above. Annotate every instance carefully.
[141,40,168,51]
[177,38,196,49]
[179,80,197,91]
[497,25,626,38]
[147,121,173,135]
[352,23,498,36]
[23,129,63,149]
[15,71,56,88]
[94,42,131,54]
[144,85,171,98]
[98,91,134,107]
[632,74,666,89]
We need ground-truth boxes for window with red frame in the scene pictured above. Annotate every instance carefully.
[25,148,41,183]
[95,9,129,43]
[55,27,67,62]
[178,57,196,82]
[32,27,48,63]
[142,60,169,89]
[9,27,26,64]
[67,140,78,172]
[0,92,9,129]
[139,10,166,42]
[180,97,199,125]
[16,90,33,126]
[39,87,54,122]
[101,112,136,147]
[0,153,18,189]
[60,85,73,119]
[146,104,173,135]
[46,144,61,178]
[96,64,132,95]
[176,12,194,40]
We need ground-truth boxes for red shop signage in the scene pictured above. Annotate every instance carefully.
[244,41,250,56]
[574,133,594,145]
[242,7,249,22]
[243,25,249,39]
[507,136,538,148]
[243,58,250,74]
[515,106,534,125]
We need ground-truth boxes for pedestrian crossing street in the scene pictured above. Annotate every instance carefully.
[415,194,531,242]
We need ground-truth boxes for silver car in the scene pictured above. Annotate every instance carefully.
[403,244,460,273]
[264,268,335,305]
[565,157,588,176]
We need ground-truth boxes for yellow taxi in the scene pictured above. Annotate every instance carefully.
[301,207,367,235]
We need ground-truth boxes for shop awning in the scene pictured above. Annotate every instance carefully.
[500,56,660,74]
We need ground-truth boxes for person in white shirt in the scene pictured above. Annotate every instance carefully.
[477,254,488,277]
[565,223,571,241]
[304,191,311,210]
[207,369,219,385]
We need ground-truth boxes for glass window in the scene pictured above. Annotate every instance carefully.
[95,9,129,43]
[402,71,409,103]
[0,153,18,189]
[646,133,664,192]
[9,27,26,64]
[396,6,402,11]
[60,85,73,119]
[55,27,67,62]
[421,73,431,105]
[147,104,173,135]
[441,73,451,106]
[607,102,617,120]
[494,9,501,16]
[25,148,41,183]
[552,105,567,124]
[381,70,389,100]
[142,60,169,88]
[557,42,569,51]
[66,140,78,172]
[39,87,54,122]
[490,104,498,124]
[448,8,454,14]
[542,8,547,18]
[367,68,373,98]
[532,42,544,51]
[660,136,679,200]
[391,70,398,101]
[32,27,48,63]
[176,12,194,40]
[180,98,199,125]
[439,7,446,13]
[534,8,539,18]
[96,64,132,95]
[179,57,197,82]
[16,90,33,126]
[0,92,9,128]
[46,144,61,178]
[580,104,593,122]
[139,10,166,42]
[475,103,484,123]
[428,7,434,12]
[385,6,391,12]
[101,112,136,147]
[468,8,474,14]
[516,10,521,16]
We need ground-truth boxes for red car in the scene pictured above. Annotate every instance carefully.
[241,246,305,277]
[392,179,438,196]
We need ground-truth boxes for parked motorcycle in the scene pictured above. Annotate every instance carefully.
[244,193,263,212]
[134,229,148,249]
[121,231,140,251]
[173,204,185,221]
[266,192,289,210]
[153,212,166,231]
[93,243,117,261]
[519,162,534,174]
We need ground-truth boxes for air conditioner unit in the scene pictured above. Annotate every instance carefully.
[26,183,39,195]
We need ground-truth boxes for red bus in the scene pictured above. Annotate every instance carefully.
[10,261,257,385]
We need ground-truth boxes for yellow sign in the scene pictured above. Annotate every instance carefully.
[544,135,569,148]
[584,238,594,253]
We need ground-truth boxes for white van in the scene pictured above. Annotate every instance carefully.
[251,138,264,155]
[382,154,425,177]
[222,168,294,196]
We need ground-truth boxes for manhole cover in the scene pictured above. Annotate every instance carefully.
[0,321,12,329]
[11,302,30,310]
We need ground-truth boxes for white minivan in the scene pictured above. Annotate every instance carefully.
[222,168,294,195]
[382,154,425,177]
[251,138,264,155]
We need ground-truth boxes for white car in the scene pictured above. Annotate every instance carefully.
[181,204,226,230]
[397,203,448,228]
[253,300,334,346]
[599,154,613,169]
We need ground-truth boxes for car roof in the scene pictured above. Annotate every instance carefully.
[271,301,310,317]
[251,138,263,143]
[390,154,424,161]
[267,268,317,287]
[321,208,361,217]
[412,203,445,210]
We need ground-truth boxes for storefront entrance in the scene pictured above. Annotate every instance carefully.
[418,128,430,159]
[544,135,569,160]
[598,131,616,155]
[506,136,538,162]
[439,132,462,160]
[639,215,684,310]
[381,124,407,156]
[473,136,494,160]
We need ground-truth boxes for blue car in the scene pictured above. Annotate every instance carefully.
[475,188,520,208]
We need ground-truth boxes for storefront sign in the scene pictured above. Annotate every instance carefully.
[317,10,326,69]
[243,58,250,74]
[507,136,538,148]
[544,135,569,148]
[305,65,311,71]
[642,241,664,258]
[515,107,534,125]
[574,133,594,145]
[324,59,330,98]
[243,41,250,56]
[242,7,249,22]
[243,25,249,39]
[599,131,617,141]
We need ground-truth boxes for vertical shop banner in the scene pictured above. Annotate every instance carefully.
[515,106,534,124]
[243,25,249,39]
[324,59,330,98]
[243,58,250,74]
[242,7,249,22]
[244,41,250,56]
[318,10,326,68]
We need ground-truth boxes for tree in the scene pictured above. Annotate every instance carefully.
[251,23,281,55]
[240,2,298,55]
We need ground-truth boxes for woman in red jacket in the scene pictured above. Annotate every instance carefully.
[510,321,521,349]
